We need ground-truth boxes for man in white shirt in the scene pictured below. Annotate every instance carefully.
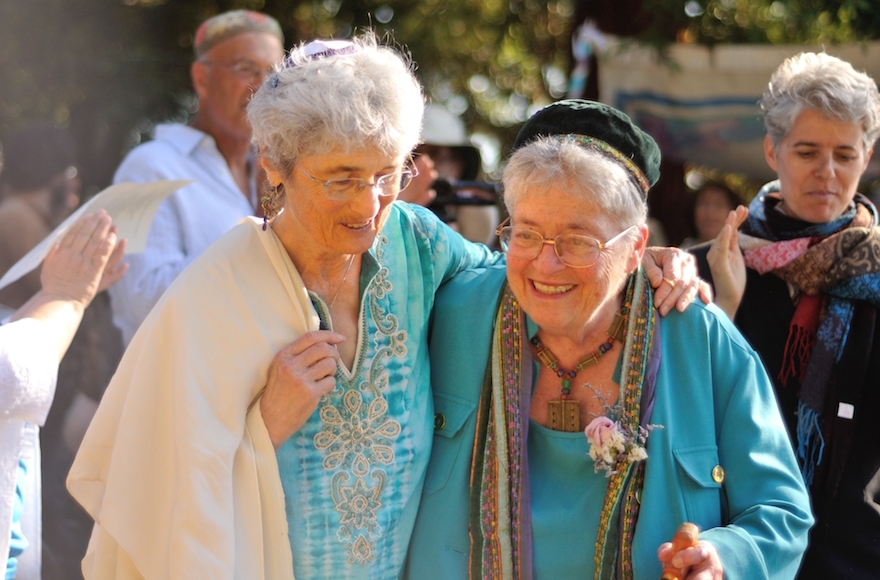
[109,10,285,345]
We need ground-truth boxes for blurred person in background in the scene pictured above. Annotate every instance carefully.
[679,180,743,249]
[0,121,125,580]
[107,9,285,346]
[0,121,80,308]
[398,103,501,245]
[2,210,126,580]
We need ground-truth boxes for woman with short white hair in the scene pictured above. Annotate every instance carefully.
[406,100,812,580]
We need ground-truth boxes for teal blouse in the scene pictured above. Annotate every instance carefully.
[529,422,603,579]
[529,333,626,579]
[276,203,500,579]
[5,459,26,580]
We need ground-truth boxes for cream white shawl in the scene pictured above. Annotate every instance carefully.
[68,217,319,579]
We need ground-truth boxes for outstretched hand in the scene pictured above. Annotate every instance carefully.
[41,210,128,308]
[706,206,748,320]
[11,210,128,361]
[97,232,128,293]
[643,247,713,316]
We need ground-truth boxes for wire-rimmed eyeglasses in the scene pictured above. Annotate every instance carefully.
[495,217,638,268]
[199,60,274,82]
[293,159,417,201]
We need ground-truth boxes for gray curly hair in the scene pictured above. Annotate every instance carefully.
[502,137,647,233]
[247,33,424,176]
[761,52,880,151]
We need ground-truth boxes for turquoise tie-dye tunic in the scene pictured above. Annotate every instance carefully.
[276,203,500,579]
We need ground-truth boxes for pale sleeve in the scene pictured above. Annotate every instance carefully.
[0,318,58,425]
[106,193,197,344]
[109,148,199,344]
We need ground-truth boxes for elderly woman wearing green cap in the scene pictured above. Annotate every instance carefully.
[404,100,813,580]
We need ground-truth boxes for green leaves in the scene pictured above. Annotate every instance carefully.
[2,0,878,195]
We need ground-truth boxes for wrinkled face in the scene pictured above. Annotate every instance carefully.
[765,108,873,223]
[192,31,284,142]
[504,184,646,338]
[694,186,735,242]
[266,146,406,257]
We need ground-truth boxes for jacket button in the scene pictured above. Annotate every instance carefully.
[434,413,446,430]
[712,465,725,484]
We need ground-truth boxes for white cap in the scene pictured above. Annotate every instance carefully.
[421,104,482,180]
[422,104,471,146]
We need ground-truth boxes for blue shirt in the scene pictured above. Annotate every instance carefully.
[405,264,813,580]
[276,203,500,579]
[6,458,28,580]
[108,124,257,346]
[529,423,603,579]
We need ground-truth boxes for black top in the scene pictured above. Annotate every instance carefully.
[692,243,880,580]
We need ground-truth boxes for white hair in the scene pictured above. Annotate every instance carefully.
[247,33,425,174]
[761,52,880,150]
[502,137,647,233]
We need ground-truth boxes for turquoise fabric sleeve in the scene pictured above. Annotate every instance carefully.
[6,458,28,580]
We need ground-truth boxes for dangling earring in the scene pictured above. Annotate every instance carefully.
[260,184,284,231]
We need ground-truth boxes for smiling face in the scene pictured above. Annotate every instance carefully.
[504,185,647,341]
[264,145,405,263]
[765,108,873,223]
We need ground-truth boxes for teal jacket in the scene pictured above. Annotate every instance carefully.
[405,264,813,579]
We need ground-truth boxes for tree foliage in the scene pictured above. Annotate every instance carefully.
[678,0,880,46]
[0,0,879,193]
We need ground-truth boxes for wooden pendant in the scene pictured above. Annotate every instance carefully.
[547,399,580,432]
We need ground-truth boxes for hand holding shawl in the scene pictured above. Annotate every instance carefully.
[68,217,319,579]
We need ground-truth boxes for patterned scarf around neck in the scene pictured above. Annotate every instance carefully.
[740,181,880,485]
[468,268,659,580]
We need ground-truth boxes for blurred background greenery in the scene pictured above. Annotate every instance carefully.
[0,0,878,208]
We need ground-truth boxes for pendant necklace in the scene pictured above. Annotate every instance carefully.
[531,311,626,432]
[327,254,356,310]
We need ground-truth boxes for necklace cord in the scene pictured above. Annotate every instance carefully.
[531,311,627,397]
[328,254,356,309]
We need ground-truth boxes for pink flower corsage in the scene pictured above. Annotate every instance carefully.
[585,415,656,477]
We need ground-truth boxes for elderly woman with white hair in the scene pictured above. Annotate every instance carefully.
[69,34,497,580]
[69,36,704,580]
[695,52,880,579]
[406,100,812,580]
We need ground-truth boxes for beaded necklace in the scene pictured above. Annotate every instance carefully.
[531,311,626,432]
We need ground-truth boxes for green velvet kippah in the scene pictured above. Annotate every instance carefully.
[512,99,661,194]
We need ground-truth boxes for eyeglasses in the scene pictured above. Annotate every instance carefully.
[293,160,417,201]
[495,218,637,268]
[200,60,273,82]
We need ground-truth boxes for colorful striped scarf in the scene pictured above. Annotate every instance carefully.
[469,268,658,579]
[740,181,880,485]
